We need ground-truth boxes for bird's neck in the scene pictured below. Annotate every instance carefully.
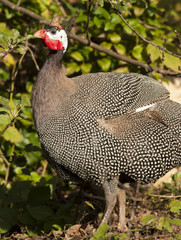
[31,50,75,127]
[45,50,64,68]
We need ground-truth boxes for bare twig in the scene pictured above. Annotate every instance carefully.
[138,20,158,30]
[0,46,16,62]
[42,160,48,176]
[16,0,21,6]
[10,53,26,102]
[1,0,49,23]
[175,30,181,47]
[148,193,181,199]
[0,114,16,136]
[86,0,93,44]
[0,53,25,136]
[5,144,15,185]
[117,12,181,60]
[54,0,67,17]
[1,0,181,77]
[0,146,14,186]
[4,160,10,186]
[84,192,105,201]
[0,148,10,185]
[28,47,40,71]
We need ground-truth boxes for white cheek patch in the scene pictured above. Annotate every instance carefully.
[135,103,156,112]
[46,30,68,53]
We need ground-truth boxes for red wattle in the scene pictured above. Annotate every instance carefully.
[44,38,63,50]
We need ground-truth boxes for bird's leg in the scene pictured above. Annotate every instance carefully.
[101,178,119,225]
[117,188,128,232]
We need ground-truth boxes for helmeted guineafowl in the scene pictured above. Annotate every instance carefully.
[32,16,181,231]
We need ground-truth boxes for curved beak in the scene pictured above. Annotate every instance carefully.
[34,29,46,39]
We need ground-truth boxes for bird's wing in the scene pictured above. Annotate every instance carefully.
[73,72,169,119]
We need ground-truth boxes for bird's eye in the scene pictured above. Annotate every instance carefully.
[51,30,56,35]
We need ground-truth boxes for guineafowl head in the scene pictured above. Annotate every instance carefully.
[34,16,68,52]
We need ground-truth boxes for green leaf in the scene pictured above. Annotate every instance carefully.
[76,11,87,23]
[170,200,181,213]
[0,109,11,131]
[4,8,14,19]
[21,94,31,108]
[97,58,111,72]
[0,69,9,81]
[110,3,126,13]
[141,214,156,225]
[8,181,31,203]
[0,96,10,110]
[43,220,62,233]
[107,32,121,43]
[0,207,18,233]
[123,24,133,35]
[104,22,115,31]
[85,201,95,209]
[163,217,172,232]
[134,7,145,17]
[132,44,143,60]
[164,53,181,72]
[115,44,126,55]
[11,29,20,44]
[94,7,110,20]
[172,171,181,183]
[0,32,11,47]
[30,172,41,183]
[25,226,38,236]
[111,13,122,24]
[126,19,147,38]
[28,186,50,204]
[100,42,112,49]
[100,42,112,56]
[81,63,92,74]
[66,62,80,75]
[97,0,104,7]
[71,51,84,61]
[28,205,53,221]
[0,220,11,234]
[90,222,109,240]
[93,16,103,28]
[176,234,181,240]
[170,218,181,226]
[156,216,165,230]
[17,46,27,55]
[19,35,35,42]
[3,126,21,143]
[147,18,161,28]
[17,212,36,225]
[147,44,161,62]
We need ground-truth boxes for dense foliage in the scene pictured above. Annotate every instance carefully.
[0,0,181,239]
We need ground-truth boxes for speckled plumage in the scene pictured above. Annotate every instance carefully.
[32,61,181,183]
[32,38,181,230]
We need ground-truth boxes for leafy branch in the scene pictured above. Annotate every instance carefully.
[0,29,34,62]
[116,12,181,60]
[1,0,181,76]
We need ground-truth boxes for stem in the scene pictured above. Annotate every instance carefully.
[116,12,181,60]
